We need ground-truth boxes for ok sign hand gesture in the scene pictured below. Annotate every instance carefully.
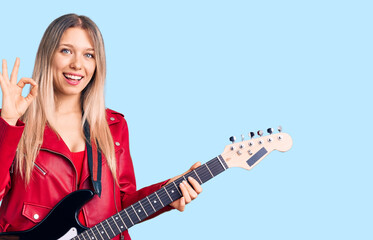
[0,58,38,126]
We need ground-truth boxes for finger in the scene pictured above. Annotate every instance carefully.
[17,78,36,89]
[189,162,201,171]
[10,58,20,84]
[25,82,38,103]
[0,70,4,87]
[182,162,202,176]
[183,180,198,200]
[2,59,9,80]
[188,176,203,194]
[177,197,186,212]
[180,181,192,203]
[29,81,38,97]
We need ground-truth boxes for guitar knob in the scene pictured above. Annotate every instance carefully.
[229,136,236,143]
[267,128,274,134]
[257,130,263,136]
[278,125,282,132]
[249,132,255,139]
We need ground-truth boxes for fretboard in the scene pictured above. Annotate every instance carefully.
[73,155,228,240]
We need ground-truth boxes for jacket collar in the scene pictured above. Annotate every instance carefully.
[40,108,123,158]
[40,124,72,160]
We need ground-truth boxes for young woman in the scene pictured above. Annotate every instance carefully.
[0,14,202,240]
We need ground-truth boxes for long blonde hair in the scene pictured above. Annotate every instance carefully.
[17,14,116,184]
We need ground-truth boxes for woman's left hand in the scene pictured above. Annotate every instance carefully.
[167,162,203,212]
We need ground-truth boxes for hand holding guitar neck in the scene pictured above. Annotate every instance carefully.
[167,162,203,212]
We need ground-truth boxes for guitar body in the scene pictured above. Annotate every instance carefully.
[0,190,94,240]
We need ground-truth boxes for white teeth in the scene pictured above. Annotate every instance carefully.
[64,74,83,80]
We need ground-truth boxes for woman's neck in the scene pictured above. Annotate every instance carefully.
[54,94,82,115]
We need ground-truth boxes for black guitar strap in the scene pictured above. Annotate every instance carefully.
[83,121,102,198]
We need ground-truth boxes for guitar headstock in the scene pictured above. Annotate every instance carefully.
[221,127,293,170]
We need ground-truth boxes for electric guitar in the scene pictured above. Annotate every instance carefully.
[0,127,293,240]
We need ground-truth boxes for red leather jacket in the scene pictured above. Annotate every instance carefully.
[0,109,171,239]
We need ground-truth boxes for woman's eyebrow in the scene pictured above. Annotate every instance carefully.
[59,43,73,47]
[59,43,94,51]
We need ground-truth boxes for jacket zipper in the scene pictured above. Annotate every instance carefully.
[40,148,78,191]
[34,163,47,175]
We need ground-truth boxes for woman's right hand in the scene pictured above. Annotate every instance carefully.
[0,58,38,126]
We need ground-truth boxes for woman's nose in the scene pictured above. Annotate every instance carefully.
[70,55,82,70]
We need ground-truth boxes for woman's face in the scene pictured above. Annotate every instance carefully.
[52,27,96,98]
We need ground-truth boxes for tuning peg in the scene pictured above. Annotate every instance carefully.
[241,134,245,141]
[278,126,282,133]
[267,128,274,134]
[249,132,255,139]
[257,130,263,136]
[229,136,236,143]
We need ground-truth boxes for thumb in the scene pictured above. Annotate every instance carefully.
[186,162,202,173]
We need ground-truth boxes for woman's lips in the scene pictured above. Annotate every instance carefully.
[63,73,84,85]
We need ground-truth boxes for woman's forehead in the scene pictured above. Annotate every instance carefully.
[59,27,94,50]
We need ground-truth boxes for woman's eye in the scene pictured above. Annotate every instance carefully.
[61,49,71,54]
[85,53,94,58]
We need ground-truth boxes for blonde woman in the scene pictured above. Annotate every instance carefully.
[0,14,202,240]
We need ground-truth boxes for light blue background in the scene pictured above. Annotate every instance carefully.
[1,1,372,239]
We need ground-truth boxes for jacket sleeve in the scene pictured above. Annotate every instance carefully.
[0,116,25,200]
[117,116,173,219]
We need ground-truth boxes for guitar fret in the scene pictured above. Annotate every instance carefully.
[116,211,128,230]
[148,193,164,211]
[158,187,173,206]
[154,191,164,207]
[140,198,155,216]
[165,183,182,202]
[85,230,93,240]
[138,200,149,217]
[108,217,122,237]
[195,164,212,183]
[163,187,173,202]
[172,181,182,195]
[120,210,134,230]
[131,205,141,221]
[94,225,104,240]
[81,232,88,240]
[205,163,214,177]
[111,215,123,233]
[87,231,93,240]
[89,227,98,240]
[105,219,115,238]
[210,158,226,176]
[146,196,156,212]
[217,155,227,170]
[100,222,110,239]
[193,169,203,184]
[127,206,141,225]
[124,209,134,225]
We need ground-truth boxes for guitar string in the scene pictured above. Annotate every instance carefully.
[77,159,227,239]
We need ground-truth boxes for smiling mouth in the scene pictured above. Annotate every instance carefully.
[63,73,83,81]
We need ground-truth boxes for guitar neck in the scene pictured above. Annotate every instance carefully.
[75,156,229,240]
